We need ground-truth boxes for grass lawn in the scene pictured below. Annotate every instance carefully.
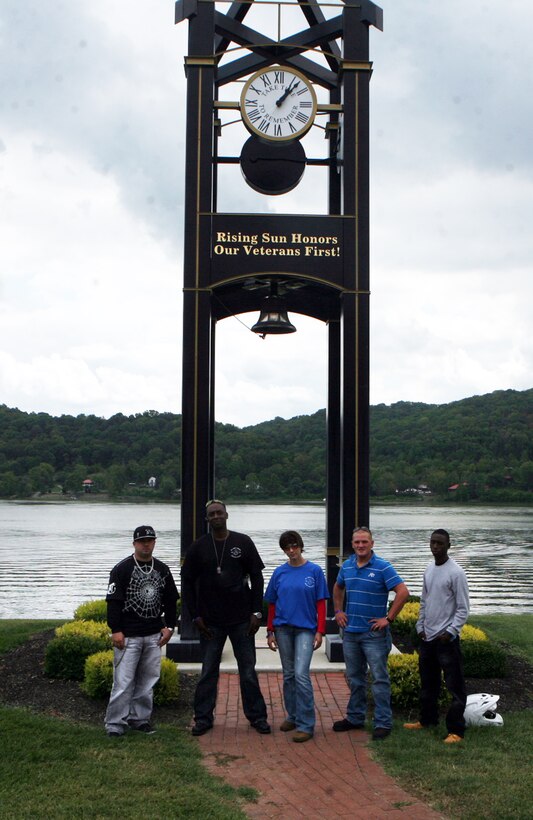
[372,613,533,819]
[0,620,254,819]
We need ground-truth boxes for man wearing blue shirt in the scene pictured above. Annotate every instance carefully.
[332,527,409,740]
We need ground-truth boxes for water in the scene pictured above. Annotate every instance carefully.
[0,500,531,618]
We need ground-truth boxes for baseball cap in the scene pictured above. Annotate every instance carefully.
[133,525,157,541]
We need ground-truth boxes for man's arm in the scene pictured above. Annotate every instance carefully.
[333,582,347,629]
[448,569,470,638]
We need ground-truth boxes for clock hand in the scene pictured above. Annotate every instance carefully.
[276,78,300,107]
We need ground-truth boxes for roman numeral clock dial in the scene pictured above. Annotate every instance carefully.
[240,66,317,141]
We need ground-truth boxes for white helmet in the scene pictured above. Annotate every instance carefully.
[464,693,504,727]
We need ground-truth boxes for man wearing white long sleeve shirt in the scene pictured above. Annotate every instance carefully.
[404,529,469,743]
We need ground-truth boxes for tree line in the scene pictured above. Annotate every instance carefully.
[0,388,531,502]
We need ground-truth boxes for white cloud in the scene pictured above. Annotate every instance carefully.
[0,0,531,428]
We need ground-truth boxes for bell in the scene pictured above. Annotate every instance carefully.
[251,291,297,338]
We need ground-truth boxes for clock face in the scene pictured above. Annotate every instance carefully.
[240,66,317,141]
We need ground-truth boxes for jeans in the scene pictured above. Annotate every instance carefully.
[275,626,316,734]
[104,633,161,734]
[194,620,267,727]
[342,628,393,729]
[419,636,467,737]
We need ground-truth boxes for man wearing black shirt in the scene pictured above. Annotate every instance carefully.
[104,525,179,737]
[181,500,270,736]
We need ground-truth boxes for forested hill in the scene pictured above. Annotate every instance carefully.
[0,388,531,501]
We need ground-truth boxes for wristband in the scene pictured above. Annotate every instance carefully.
[335,609,342,614]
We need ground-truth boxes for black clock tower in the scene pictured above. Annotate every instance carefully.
[171,0,383,659]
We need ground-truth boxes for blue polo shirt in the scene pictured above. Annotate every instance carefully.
[336,552,403,633]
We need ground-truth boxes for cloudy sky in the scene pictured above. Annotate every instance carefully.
[1,1,531,428]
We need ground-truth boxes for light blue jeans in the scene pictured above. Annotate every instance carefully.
[275,625,316,734]
[104,633,162,734]
[342,628,392,729]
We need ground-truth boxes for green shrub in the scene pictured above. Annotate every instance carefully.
[44,621,111,680]
[155,657,180,705]
[81,650,115,698]
[74,600,107,622]
[387,653,450,709]
[393,602,420,635]
[82,651,180,705]
[462,639,507,678]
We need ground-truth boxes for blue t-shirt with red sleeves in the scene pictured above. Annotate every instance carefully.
[265,561,329,631]
[336,552,403,633]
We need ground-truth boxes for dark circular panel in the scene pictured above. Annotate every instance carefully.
[240,136,306,195]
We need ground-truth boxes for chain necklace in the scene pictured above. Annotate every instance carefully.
[211,533,229,574]
[134,555,154,574]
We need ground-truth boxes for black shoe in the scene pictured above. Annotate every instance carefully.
[372,727,391,741]
[252,719,271,734]
[332,719,364,732]
[191,723,212,736]
[129,723,156,734]
[107,731,123,739]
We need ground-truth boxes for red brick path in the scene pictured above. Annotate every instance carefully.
[195,672,444,819]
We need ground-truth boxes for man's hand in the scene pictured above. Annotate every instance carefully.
[111,631,125,650]
[158,627,174,647]
[369,616,389,631]
[194,617,213,639]
[438,630,453,643]
[248,614,261,636]
[334,610,348,629]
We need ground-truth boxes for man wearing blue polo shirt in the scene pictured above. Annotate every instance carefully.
[332,527,409,740]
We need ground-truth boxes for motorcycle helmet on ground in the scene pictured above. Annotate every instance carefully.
[464,693,504,727]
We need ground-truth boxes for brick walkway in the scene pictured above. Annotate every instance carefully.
[194,672,444,819]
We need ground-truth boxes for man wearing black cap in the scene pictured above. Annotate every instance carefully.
[104,525,179,737]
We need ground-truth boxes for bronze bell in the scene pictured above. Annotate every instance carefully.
[251,283,297,338]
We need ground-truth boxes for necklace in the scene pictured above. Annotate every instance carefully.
[134,556,154,574]
[212,533,228,574]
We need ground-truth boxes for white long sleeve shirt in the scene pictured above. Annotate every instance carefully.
[416,557,469,641]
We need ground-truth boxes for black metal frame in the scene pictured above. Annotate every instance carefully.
[174,0,383,652]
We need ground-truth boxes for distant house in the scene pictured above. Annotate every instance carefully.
[82,478,93,494]
[148,476,157,488]
[448,482,468,492]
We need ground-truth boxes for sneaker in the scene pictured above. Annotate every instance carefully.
[292,731,313,743]
[129,723,156,734]
[252,719,271,734]
[444,733,463,744]
[280,720,296,732]
[107,731,123,739]
[191,723,212,736]
[372,727,391,741]
[332,718,364,732]
[403,721,425,730]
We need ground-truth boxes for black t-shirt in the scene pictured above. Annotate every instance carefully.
[106,555,179,637]
[181,531,264,627]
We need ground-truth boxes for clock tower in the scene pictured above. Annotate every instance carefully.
[172,0,383,659]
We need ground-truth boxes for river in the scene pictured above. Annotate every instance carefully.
[0,500,531,618]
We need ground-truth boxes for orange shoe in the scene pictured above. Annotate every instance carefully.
[444,733,463,744]
[403,721,425,730]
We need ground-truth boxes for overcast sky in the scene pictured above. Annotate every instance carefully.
[1,0,531,428]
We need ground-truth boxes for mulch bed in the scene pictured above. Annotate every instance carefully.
[0,629,198,726]
[0,629,531,725]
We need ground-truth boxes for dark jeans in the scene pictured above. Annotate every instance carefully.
[194,620,267,727]
[419,636,467,737]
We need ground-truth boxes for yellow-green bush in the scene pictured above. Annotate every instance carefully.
[462,624,488,641]
[81,650,115,698]
[387,653,450,708]
[74,599,107,622]
[82,651,180,705]
[56,620,110,640]
[44,620,112,681]
[394,602,420,634]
